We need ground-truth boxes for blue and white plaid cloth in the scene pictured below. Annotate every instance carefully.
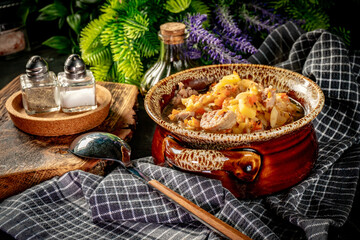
[1,22,359,240]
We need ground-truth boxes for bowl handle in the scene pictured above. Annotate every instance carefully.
[163,136,261,182]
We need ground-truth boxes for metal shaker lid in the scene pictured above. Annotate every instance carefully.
[64,54,86,79]
[25,55,48,79]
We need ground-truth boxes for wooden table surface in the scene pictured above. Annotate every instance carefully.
[0,77,138,200]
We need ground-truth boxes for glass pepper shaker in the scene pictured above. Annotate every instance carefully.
[58,54,97,113]
[20,55,60,115]
[140,22,196,95]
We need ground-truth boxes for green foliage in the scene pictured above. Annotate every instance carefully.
[22,0,103,54]
[42,36,72,54]
[280,1,330,31]
[90,63,117,82]
[67,13,82,34]
[80,16,110,56]
[121,14,149,39]
[331,27,351,47]
[165,0,211,25]
[137,31,160,58]
[41,0,353,86]
[37,2,68,22]
[81,1,139,83]
[80,0,208,85]
[190,0,210,16]
[267,0,351,46]
[165,0,191,13]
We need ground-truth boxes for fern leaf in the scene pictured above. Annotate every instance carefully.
[143,0,168,25]
[110,62,127,83]
[270,0,290,10]
[286,2,330,31]
[82,45,112,66]
[121,13,149,39]
[80,18,106,52]
[110,32,129,61]
[79,0,165,85]
[190,0,210,16]
[165,0,191,13]
[101,18,127,46]
[101,20,126,59]
[137,0,150,6]
[91,61,128,83]
[124,77,141,87]
[116,54,143,80]
[101,23,117,47]
[331,26,351,46]
[136,31,159,57]
[101,0,123,12]
[90,63,113,82]
[106,24,144,81]
[100,5,119,17]
[270,1,330,31]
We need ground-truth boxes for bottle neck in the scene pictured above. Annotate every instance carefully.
[159,41,189,63]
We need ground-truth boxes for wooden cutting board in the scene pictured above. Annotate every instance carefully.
[0,77,138,200]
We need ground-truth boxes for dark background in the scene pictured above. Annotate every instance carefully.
[1,0,359,239]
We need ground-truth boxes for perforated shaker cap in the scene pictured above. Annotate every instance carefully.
[159,22,186,44]
[64,54,86,79]
[26,55,48,79]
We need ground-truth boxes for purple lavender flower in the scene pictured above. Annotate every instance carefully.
[241,9,276,33]
[204,44,246,64]
[247,2,286,26]
[184,14,246,64]
[214,5,243,38]
[244,1,305,32]
[214,5,258,54]
[186,47,202,60]
[185,14,222,46]
[222,35,258,55]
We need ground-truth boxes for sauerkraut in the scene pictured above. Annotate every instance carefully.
[165,71,304,133]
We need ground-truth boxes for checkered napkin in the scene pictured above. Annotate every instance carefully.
[1,22,360,240]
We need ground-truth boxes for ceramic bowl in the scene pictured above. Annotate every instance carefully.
[145,64,324,198]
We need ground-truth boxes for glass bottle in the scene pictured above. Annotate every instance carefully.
[58,54,97,113]
[140,22,196,95]
[20,55,60,115]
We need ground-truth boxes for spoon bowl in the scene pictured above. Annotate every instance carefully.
[69,132,131,166]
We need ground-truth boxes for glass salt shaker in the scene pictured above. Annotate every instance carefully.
[58,54,97,113]
[140,22,196,95]
[20,55,60,115]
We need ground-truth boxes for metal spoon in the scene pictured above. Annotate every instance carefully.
[69,132,251,240]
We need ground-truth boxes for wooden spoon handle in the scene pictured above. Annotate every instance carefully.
[148,179,252,240]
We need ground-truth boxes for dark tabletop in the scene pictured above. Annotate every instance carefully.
[0,47,359,240]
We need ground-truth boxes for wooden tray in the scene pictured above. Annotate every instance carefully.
[5,85,112,136]
[0,79,138,200]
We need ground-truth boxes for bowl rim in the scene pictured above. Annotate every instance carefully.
[145,64,325,143]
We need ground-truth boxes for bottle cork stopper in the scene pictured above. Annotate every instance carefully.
[160,22,186,36]
[160,22,186,44]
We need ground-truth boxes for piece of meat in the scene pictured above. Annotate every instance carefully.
[200,110,237,132]
[175,110,195,121]
[171,82,199,106]
[262,86,276,110]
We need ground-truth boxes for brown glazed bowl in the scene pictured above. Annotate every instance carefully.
[144,64,324,198]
